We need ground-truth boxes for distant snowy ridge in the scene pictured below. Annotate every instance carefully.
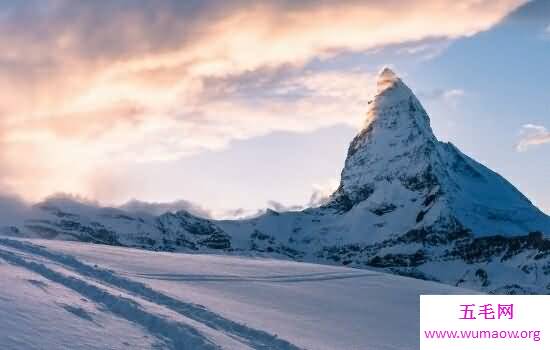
[1,69,549,294]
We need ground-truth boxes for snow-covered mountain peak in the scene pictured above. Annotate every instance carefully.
[366,69,432,134]
[329,71,439,209]
[376,67,399,92]
[328,70,549,238]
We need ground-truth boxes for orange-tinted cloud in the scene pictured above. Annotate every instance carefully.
[0,0,527,202]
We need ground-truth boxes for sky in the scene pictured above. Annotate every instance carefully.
[0,0,548,217]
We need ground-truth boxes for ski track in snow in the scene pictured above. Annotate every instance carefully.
[0,247,218,350]
[0,238,302,350]
[132,271,374,283]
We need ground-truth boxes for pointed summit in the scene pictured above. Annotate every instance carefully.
[379,66,397,78]
[363,68,434,140]
[370,68,416,112]
[377,67,400,93]
[329,71,439,209]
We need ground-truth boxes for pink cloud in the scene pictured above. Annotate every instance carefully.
[0,0,527,202]
[517,124,550,151]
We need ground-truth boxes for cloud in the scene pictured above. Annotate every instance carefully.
[266,178,340,213]
[0,177,340,229]
[0,193,36,229]
[308,179,340,207]
[443,89,465,100]
[0,0,526,202]
[516,124,550,151]
[119,199,213,218]
[419,88,465,101]
[418,88,465,110]
[266,200,304,213]
[395,38,453,61]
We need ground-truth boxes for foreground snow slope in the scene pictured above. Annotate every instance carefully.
[0,239,470,350]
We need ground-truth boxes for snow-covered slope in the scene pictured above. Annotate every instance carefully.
[1,69,549,294]
[0,238,469,350]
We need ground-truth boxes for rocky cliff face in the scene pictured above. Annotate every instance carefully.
[3,69,550,294]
